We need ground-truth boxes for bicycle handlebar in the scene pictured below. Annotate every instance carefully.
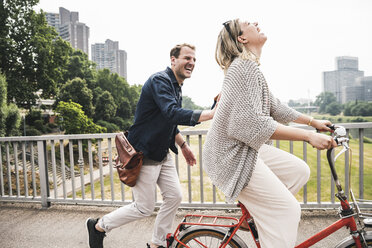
[326,125,349,194]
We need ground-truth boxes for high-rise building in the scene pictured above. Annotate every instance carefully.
[342,76,372,103]
[45,7,90,56]
[361,76,372,102]
[323,56,364,103]
[45,12,59,32]
[91,39,127,79]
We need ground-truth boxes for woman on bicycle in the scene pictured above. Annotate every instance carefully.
[203,19,338,248]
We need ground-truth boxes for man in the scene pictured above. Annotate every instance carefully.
[86,43,216,248]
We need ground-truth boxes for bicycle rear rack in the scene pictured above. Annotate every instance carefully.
[178,214,240,229]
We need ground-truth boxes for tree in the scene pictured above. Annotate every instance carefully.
[0,0,71,108]
[0,73,21,136]
[55,77,94,117]
[182,96,204,110]
[55,101,105,134]
[63,50,96,86]
[93,69,141,121]
[314,92,337,113]
[344,101,372,116]
[0,73,6,136]
[94,91,117,121]
[325,102,342,116]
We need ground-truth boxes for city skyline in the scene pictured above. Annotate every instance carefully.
[35,0,372,107]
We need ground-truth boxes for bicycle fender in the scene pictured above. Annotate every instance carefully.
[174,225,248,248]
[334,231,372,248]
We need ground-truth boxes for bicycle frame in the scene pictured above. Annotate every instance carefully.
[167,126,369,248]
[295,143,363,248]
[169,213,249,248]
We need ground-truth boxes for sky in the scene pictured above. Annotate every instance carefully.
[35,0,372,107]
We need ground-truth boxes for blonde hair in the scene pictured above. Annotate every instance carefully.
[215,19,243,72]
[215,19,260,72]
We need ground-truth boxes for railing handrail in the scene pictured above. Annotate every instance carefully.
[1,122,372,141]
[1,122,371,209]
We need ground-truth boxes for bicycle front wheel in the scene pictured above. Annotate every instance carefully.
[174,226,247,248]
[335,231,372,248]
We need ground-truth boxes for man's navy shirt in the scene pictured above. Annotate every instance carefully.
[128,67,201,162]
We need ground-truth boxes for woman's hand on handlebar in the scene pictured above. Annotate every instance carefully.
[308,132,338,150]
[311,119,334,132]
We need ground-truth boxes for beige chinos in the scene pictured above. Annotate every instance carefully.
[97,153,182,247]
[237,144,310,248]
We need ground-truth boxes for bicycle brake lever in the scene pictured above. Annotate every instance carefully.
[334,145,348,162]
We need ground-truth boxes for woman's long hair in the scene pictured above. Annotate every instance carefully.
[215,19,244,72]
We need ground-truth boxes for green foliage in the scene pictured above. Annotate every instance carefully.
[94,91,117,121]
[96,120,120,133]
[182,95,205,110]
[313,114,372,124]
[0,73,7,136]
[344,101,372,116]
[24,127,42,136]
[116,98,132,120]
[0,73,21,136]
[93,69,140,120]
[110,116,132,131]
[33,119,45,133]
[325,102,342,116]
[56,101,105,134]
[90,69,141,129]
[1,1,142,134]
[25,109,42,126]
[5,103,21,136]
[314,92,337,114]
[63,50,96,85]
[55,77,94,117]
[0,0,72,108]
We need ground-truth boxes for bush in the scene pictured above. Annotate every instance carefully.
[25,109,42,126]
[96,120,120,133]
[351,117,367,123]
[48,122,58,129]
[110,116,132,130]
[34,119,46,133]
[5,103,21,136]
[25,127,42,136]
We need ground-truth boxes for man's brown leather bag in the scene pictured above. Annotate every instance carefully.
[114,131,144,187]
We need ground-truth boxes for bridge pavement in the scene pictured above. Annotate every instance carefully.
[0,202,358,248]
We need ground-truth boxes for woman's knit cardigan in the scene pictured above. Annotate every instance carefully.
[203,58,301,202]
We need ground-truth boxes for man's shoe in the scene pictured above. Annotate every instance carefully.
[86,218,106,248]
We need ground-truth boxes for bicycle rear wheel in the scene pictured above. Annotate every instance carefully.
[175,228,241,248]
[335,231,372,248]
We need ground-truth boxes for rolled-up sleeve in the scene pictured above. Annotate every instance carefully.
[269,91,301,124]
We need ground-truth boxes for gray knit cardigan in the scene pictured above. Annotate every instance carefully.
[203,58,301,202]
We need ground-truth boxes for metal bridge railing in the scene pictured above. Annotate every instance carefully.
[0,123,371,209]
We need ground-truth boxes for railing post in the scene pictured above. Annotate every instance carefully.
[37,141,50,208]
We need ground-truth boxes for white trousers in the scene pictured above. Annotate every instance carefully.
[98,153,182,247]
[237,144,310,248]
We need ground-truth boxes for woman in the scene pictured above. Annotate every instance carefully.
[203,19,337,248]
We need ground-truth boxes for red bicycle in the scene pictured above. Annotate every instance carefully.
[166,126,372,248]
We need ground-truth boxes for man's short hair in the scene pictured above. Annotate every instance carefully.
[170,43,195,58]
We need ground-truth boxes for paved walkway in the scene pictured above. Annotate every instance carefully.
[0,202,358,248]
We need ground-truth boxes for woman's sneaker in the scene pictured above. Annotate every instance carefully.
[86,218,106,248]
